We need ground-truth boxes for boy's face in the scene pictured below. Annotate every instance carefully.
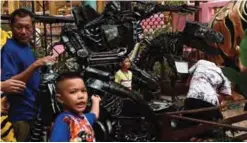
[57,78,88,114]
[122,58,131,69]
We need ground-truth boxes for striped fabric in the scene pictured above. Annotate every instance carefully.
[1,114,16,142]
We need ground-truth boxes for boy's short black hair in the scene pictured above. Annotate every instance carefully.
[10,8,34,24]
[55,72,83,92]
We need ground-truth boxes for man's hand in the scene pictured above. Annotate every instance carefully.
[220,100,228,111]
[232,94,245,101]
[32,56,57,68]
[1,79,26,93]
[91,95,101,103]
[1,96,9,113]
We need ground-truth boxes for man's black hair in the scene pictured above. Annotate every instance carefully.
[55,72,83,91]
[10,8,34,24]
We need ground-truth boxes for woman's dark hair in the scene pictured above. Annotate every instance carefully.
[10,8,34,24]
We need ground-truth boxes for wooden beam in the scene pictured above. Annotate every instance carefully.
[164,100,247,115]
[49,1,56,15]
[8,0,19,14]
[97,1,105,14]
[222,112,247,124]
[165,106,219,115]
[161,113,247,141]
[167,114,247,132]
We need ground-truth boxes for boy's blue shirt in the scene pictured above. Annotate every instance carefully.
[1,38,40,121]
[50,112,96,142]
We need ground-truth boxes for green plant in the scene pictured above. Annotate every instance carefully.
[162,1,185,6]
[221,67,247,98]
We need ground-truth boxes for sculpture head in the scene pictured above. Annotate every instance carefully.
[182,21,224,55]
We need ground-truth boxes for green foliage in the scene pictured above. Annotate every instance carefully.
[221,67,247,96]
[162,1,185,6]
[153,25,172,38]
[140,25,175,77]
[1,24,11,31]
[152,61,175,77]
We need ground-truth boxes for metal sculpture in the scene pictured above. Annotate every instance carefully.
[29,1,225,142]
[129,21,224,100]
[72,1,199,53]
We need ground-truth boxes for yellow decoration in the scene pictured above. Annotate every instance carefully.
[0,28,12,49]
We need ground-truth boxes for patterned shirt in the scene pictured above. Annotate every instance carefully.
[50,112,96,142]
[187,60,232,105]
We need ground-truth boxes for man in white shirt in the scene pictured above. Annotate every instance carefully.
[185,60,233,122]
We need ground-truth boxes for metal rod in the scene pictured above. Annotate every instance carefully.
[43,1,47,55]
[165,100,247,115]
[32,1,36,50]
[165,106,219,115]
[50,23,53,46]
[1,15,74,23]
[194,1,200,21]
[31,1,35,13]
[221,112,247,124]
[166,114,247,132]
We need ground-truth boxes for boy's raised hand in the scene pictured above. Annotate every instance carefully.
[91,95,101,103]
[90,95,101,119]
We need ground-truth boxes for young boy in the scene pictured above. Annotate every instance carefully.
[115,57,132,90]
[50,72,101,142]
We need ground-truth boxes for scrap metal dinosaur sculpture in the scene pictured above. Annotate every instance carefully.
[29,2,224,142]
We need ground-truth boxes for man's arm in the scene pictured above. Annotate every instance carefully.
[10,63,37,83]
[219,91,245,102]
[219,93,233,102]
[1,79,26,93]
[3,55,56,83]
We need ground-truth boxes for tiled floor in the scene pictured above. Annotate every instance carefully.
[222,103,247,141]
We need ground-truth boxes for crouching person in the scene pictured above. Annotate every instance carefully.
[184,60,240,122]
[50,72,101,142]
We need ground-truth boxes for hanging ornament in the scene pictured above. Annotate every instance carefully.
[159,13,164,18]
[146,25,151,30]
[154,21,159,26]
[160,21,164,25]
[149,21,154,25]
